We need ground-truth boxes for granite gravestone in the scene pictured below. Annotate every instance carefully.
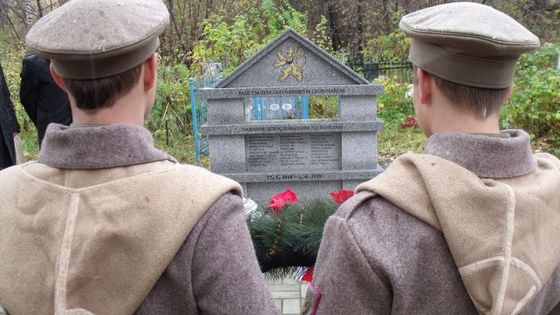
[200,29,384,206]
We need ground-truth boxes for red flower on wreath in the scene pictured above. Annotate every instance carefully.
[329,189,355,206]
[302,267,314,282]
[268,187,299,214]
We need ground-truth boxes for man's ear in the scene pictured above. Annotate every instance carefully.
[143,54,157,91]
[417,68,432,105]
[49,64,68,92]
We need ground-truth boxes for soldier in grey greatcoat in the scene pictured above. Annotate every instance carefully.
[0,1,278,314]
[305,3,560,314]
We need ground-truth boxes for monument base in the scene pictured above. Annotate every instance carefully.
[233,166,384,206]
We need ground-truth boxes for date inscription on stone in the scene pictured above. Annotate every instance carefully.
[246,133,340,171]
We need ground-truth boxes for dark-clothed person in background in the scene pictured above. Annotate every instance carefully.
[20,54,71,146]
[0,0,278,314]
[0,62,20,170]
[304,2,560,315]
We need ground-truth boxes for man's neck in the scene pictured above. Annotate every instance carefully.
[70,88,147,126]
[429,114,501,135]
[426,97,501,135]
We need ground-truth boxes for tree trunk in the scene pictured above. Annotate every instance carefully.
[327,2,340,51]
[23,0,32,29]
[35,0,43,18]
[382,0,392,34]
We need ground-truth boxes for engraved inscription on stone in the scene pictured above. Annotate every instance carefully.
[246,135,278,168]
[246,133,340,171]
[310,134,339,167]
[279,135,307,167]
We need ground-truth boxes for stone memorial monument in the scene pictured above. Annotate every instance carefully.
[200,29,384,205]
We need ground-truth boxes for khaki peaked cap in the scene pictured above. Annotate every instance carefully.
[400,2,540,89]
[26,0,169,80]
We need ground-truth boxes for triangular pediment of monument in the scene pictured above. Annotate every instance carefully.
[215,29,369,88]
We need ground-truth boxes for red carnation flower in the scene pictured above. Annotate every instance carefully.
[268,187,299,214]
[329,189,355,206]
[302,267,314,283]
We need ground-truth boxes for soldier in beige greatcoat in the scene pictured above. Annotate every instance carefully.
[304,3,560,315]
[0,0,278,314]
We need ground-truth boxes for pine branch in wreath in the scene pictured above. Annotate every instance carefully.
[246,199,338,278]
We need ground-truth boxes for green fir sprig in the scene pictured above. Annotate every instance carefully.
[247,199,337,279]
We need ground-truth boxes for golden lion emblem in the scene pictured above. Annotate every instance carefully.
[273,46,306,82]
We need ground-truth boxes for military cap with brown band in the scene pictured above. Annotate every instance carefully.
[25,0,169,80]
[399,2,540,89]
